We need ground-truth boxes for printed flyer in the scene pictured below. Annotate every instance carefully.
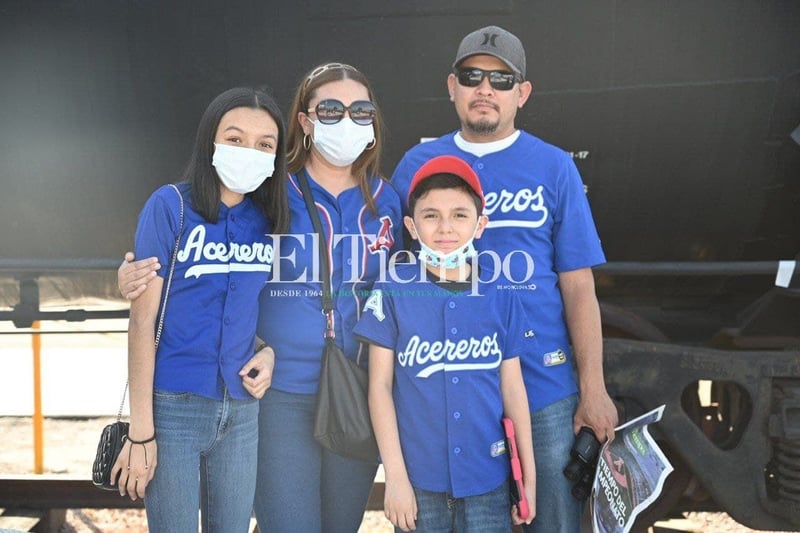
[591,405,674,533]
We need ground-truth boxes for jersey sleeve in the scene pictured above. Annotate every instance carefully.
[133,185,183,278]
[552,156,606,272]
[502,289,539,362]
[353,284,398,350]
[390,153,414,214]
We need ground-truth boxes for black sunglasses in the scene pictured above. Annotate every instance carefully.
[455,68,520,91]
[307,99,377,126]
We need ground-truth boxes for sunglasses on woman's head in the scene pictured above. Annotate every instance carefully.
[455,68,520,91]
[308,99,377,126]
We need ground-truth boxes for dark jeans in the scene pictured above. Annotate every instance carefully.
[253,388,378,533]
[524,393,583,533]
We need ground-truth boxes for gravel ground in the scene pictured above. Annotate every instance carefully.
[0,417,391,532]
[54,508,392,533]
[0,417,794,532]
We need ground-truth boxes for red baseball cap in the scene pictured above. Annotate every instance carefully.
[407,155,485,209]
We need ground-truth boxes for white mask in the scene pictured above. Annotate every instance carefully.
[410,221,479,269]
[212,143,276,194]
[311,119,375,167]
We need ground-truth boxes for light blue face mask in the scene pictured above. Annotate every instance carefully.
[418,239,477,268]
[411,221,479,269]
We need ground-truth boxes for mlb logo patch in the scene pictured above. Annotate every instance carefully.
[543,349,567,367]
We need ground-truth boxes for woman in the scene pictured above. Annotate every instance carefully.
[258,62,402,532]
[118,64,403,532]
[112,87,289,532]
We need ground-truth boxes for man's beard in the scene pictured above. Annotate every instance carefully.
[464,117,499,136]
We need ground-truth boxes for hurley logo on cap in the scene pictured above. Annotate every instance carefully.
[453,25,527,79]
[480,32,500,47]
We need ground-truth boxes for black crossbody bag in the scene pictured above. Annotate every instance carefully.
[297,169,379,464]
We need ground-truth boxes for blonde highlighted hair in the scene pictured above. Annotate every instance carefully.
[286,62,384,214]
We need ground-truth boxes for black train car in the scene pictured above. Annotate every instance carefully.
[0,1,798,529]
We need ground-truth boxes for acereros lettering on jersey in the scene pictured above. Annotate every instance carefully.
[398,333,503,378]
[177,225,274,278]
[483,185,549,229]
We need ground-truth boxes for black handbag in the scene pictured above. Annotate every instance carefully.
[92,420,130,489]
[297,169,379,463]
[315,337,379,462]
[92,184,184,489]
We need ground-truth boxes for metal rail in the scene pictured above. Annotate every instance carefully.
[0,258,792,276]
[0,475,386,511]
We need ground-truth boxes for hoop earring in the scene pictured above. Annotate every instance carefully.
[303,134,311,151]
[365,139,376,151]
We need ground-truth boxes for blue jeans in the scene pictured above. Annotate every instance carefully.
[145,389,259,533]
[410,480,510,533]
[254,388,378,533]
[524,393,582,533]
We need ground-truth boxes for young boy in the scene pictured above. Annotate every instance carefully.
[354,155,536,532]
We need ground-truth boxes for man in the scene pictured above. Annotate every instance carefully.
[391,25,618,532]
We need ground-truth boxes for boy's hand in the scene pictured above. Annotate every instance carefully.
[384,477,417,531]
[511,482,536,525]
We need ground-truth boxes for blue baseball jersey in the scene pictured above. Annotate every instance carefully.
[392,131,606,411]
[257,171,403,394]
[354,263,538,498]
[134,182,273,400]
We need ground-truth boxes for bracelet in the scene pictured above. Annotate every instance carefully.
[255,342,270,354]
[127,434,156,445]
[125,433,155,471]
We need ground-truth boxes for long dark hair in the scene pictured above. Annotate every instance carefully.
[286,63,384,214]
[181,87,289,233]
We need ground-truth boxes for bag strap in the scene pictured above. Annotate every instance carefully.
[116,183,185,421]
[154,184,185,348]
[296,169,335,339]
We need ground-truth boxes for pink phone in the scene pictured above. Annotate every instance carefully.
[503,417,530,519]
